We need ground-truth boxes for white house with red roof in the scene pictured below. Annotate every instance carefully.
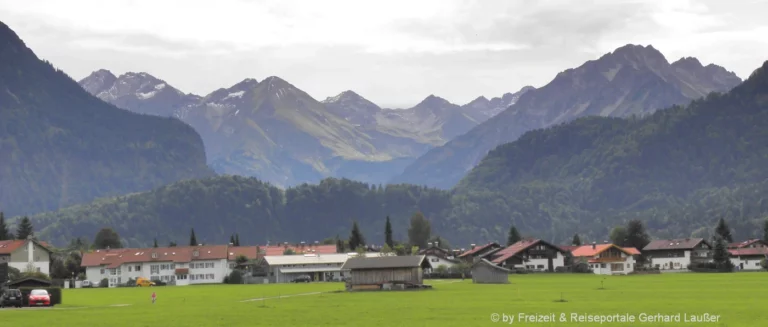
[728,239,768,270]
[0,237,52,276]
[571,243,639,275]
[81,245,231,287]
[486,239,568,271]
[642,238,712,270]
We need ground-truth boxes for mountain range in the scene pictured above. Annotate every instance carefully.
[30,59,768,247]
[0,21,214,217]
[79,71,532,187]
[391,44,743,188]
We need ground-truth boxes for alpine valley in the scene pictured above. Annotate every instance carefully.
[4,19,768,249]
[79,69,534,187]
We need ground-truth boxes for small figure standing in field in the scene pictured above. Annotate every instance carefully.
[151,291,156,304]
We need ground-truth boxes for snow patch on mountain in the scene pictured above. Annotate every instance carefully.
[224,90,245,100]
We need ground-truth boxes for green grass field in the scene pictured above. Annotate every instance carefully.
[1,273,765,326]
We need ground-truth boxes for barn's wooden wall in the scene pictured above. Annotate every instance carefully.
[472,264,509,284]
[350,267,423,285]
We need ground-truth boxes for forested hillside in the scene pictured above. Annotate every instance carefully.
[450,60,768,243]
[29,176,451,247]
[0,21,214,217]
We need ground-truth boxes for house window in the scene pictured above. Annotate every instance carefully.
[151,253,158,259]
[36,267,41,273]
[100,269,105,275]
[205,262,214,268]
[150,265,160,274]
[600,263,606,268]
[610,263,623,271]
[135,265,141,271]
[536,265,544,269]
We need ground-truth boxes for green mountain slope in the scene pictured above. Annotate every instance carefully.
[0,21,214,216]
[449,60,768,242]
[392,45,743,189]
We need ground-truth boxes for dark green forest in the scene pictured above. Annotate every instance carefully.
[0,22,214,217]
[21,61,768,248]
[28,176,452,247]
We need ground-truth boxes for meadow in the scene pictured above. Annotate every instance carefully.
[0,273,765,326]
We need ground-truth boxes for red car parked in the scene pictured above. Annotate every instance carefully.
[28,289,52,307]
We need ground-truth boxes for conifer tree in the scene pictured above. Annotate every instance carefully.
[0,212,9,241]
[571,234,581,246]
[384,216,394,248]
[16,216,34,240]
[189,228,198,246]
[507,226,521,246]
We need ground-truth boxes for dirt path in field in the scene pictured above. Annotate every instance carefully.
[239,291,327,303]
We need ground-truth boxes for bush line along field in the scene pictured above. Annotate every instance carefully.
[2,274,764,326]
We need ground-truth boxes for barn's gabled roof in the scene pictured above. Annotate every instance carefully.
[341,255,428,270]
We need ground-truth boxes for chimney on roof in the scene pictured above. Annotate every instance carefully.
[427,242,433,248]
[592,242,596,250]
[435,242,439,248]
[470,244,476,250]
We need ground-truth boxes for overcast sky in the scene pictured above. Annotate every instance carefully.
[1,0,767,108]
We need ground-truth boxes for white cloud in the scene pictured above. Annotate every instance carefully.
[0,0,766,107]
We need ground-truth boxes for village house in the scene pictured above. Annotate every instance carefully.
[457,242,502,262]
[341,255,430,291]
[0,237,52,276]
[728,239,768,270]
[570,243,639,275]
[81,245,230,287]
[487,239,568,271]
[642,238,712,270]
[418,243,459,273]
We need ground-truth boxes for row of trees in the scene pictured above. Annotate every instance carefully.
[0,212,35,241]
[333,212,440,255]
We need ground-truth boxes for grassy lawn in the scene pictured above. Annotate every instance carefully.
[1,273,764,326]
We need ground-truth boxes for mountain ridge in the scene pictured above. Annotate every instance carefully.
[390,44,743,189]
[0,21,214,217]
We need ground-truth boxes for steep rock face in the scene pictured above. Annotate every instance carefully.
[391,44,743,189]
[0,21,214,216]
[461,86,535,121]
[79,70,200,117]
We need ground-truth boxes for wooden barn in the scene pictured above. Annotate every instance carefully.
[471,258,511,284]
[341,255,431,291]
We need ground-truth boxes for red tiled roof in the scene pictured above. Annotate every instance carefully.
[261,244,336,256]
[0,240,25,254]
[228,246,262,261]
[490,239,570,264]
[81,245,229,267]
[623,247,641,255]
[644,238,707,251]
[458,242,500,258]
[729,248,768,257]
[728,239,768,249]
[559,245,579,252]
[571,244,637,257]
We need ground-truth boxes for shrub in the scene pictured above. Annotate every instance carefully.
[18,287,62,305]
[226,270,243,284]
[121,278,136,287]
[99,278,109,288]
[761,258,767,270]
